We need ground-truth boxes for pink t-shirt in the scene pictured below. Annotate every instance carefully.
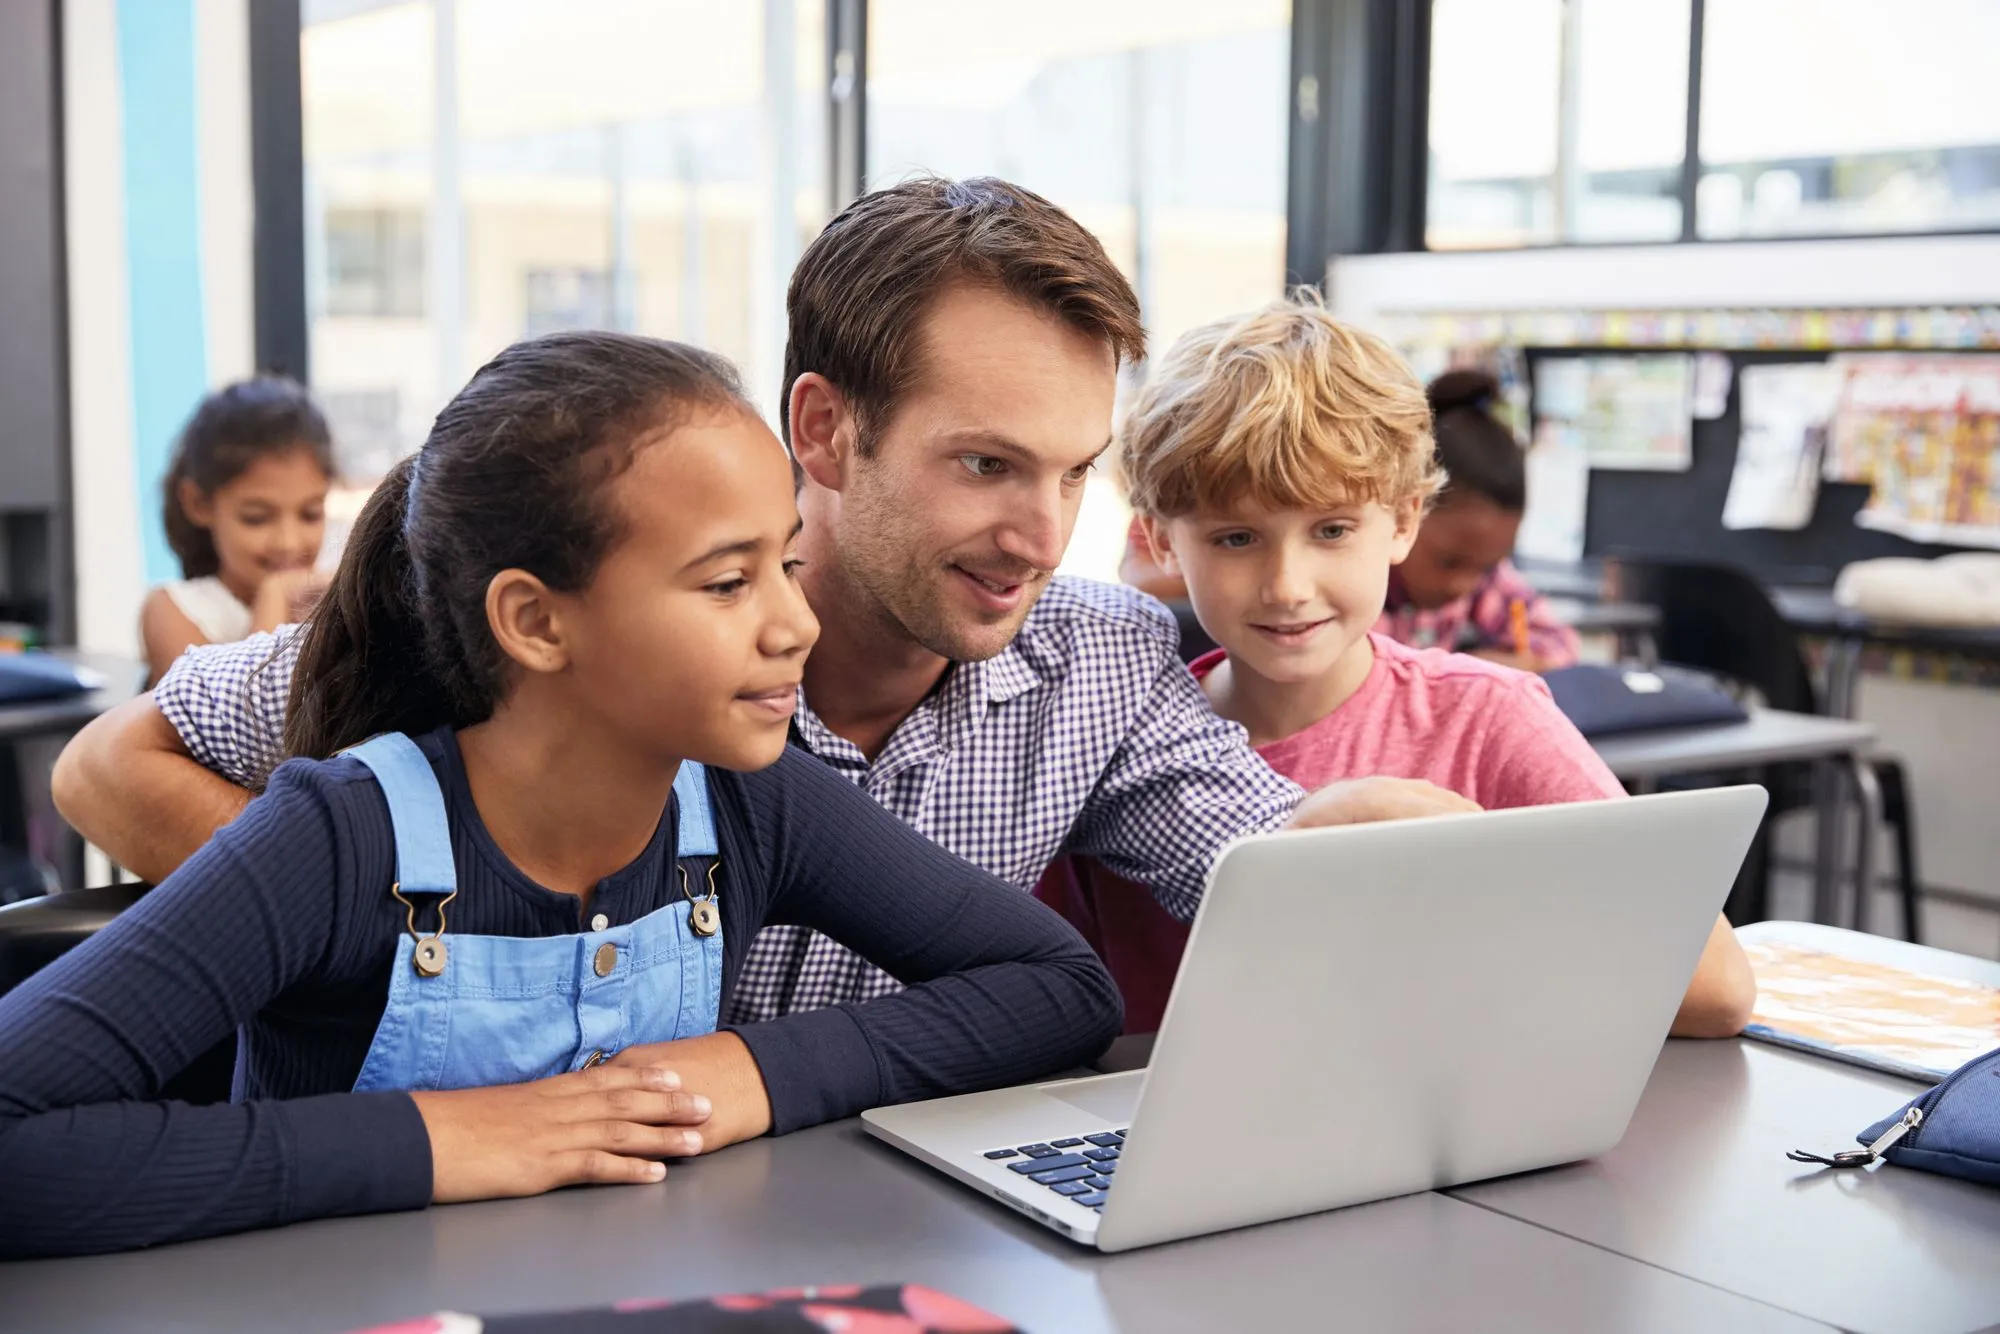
[1033,634,1622,1033]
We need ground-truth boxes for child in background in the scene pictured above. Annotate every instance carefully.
[1,332,1118,1258]
[142,377,336,683]
[1378,370,1578,672]
[1038,295,1753,1038]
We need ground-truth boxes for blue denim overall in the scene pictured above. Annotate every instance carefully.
[345,733,724,1092]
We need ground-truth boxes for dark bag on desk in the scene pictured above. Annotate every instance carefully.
[0,652,95,703]
[1542,663,1748,738]
[1790,1045,2000,1186]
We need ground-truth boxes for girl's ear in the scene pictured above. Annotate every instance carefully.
[1140,515,1183,575]
[1388,495,1425,565]
[178,479,216,530]
[486,568,568,675]
[787,372,859,492]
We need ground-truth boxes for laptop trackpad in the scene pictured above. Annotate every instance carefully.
[1041,1070,1144,1122]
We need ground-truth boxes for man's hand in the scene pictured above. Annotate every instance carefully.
[607,1030,773,1150]
[1287,776,1482,829]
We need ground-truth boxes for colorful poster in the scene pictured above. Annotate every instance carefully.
[1828,354,2000,549]
[1533,354,1694,472]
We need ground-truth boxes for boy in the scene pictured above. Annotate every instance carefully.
[1039,294,1754,1037]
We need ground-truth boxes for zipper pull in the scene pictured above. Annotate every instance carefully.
[1788,1106,1923,1169]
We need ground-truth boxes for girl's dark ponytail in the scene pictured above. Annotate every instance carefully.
[1427,368,1526,512]
[282,456,448,759]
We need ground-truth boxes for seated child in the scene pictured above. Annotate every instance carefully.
[143,377,336,683]
[0,331,1119,1259]
[1378,370,1578,672]
[1037,295,1753,1039]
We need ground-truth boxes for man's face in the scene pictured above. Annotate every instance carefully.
[835,284,1118,662]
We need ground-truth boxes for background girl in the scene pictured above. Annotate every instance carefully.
[143,377,336,683]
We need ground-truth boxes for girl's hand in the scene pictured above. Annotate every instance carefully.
[251,567,328,632]
[607,1030,773,1150]
[410,1064,711,1204]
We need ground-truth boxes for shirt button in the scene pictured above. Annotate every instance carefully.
[590,913,609,932]
[593,942,618,977]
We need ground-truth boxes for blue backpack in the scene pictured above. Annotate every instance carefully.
[1789,1045,2000,1184]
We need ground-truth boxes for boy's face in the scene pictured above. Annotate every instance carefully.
[1148,494,1422,686]
[1396,494,1523,610]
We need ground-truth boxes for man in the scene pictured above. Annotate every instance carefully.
[56,177,1474,1023]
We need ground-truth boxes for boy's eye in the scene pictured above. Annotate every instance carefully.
[1211,531,1254,549]
[706,575,750,597]
[959,455,1008,479]
[1315,522,1352,541]
[1062,459,1097,484]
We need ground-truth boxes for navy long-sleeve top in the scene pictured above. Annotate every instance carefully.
[0,728,1121,1258]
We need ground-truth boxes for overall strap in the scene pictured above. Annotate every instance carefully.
[346,733,458,894]
[673,761,718,858]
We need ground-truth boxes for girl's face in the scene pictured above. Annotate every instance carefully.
[555,408,820,773]
[181,448,330,601]
[1395,494,1522,610]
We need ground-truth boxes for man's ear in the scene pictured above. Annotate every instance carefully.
[1140,515,1183,575]
[485,568,569,675]
[1388,495,1425,565]
[788,372,861,492]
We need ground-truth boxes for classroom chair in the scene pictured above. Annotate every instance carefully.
[0,883,237,1103]
[1613,558,1923,943]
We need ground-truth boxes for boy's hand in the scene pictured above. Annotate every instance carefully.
[1287,776,1481,828]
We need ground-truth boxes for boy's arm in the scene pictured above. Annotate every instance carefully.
[51,697,252,885]
[51,630,300,882]
[1670,915,1757,1038]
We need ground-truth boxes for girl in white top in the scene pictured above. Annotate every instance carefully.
[142,378,337,684]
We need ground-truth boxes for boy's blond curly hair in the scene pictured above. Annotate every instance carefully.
[1118,289,1443,519]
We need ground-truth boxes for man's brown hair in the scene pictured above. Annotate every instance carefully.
[782,176,1145,448]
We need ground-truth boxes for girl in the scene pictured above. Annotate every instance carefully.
[0,332,1121,1259]
[1378,370,1579,672]
[143,377,336,684]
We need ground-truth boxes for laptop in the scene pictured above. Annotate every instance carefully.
[862,786,1767,1252]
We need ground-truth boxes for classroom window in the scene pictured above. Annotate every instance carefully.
[302,0,829,490]
[866,0,1291,359]
[1426,0,1691,250]
[1696,0,2000,239]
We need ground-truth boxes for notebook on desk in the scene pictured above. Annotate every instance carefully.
[1741,939,2000,1083]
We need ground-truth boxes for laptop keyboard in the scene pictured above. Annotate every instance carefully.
[982,1129,1126,1210]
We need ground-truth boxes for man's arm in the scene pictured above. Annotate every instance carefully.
[52,629,300,884]
[51,696,252,885]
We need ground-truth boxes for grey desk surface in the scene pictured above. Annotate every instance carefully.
[1590,707,1877,779]
[1771,585,2000,657]
[1546,595,1661,634]
[0,1118,1833,1334]
[0,650,143,741]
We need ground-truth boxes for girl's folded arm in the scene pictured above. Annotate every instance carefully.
[0,765,431,1258]
[725,750,1123,1133]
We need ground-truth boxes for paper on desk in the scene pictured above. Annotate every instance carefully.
[1742,939,2000,1083]
[1723,362,1840,531]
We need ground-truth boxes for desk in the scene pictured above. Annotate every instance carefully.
[1546,595,1661,662]
[0,1124,1835,1333]
[0,652,142,889]
[1770,585,2000,718]
[1591,709,1881,926]
[1453,921,2000,1334]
